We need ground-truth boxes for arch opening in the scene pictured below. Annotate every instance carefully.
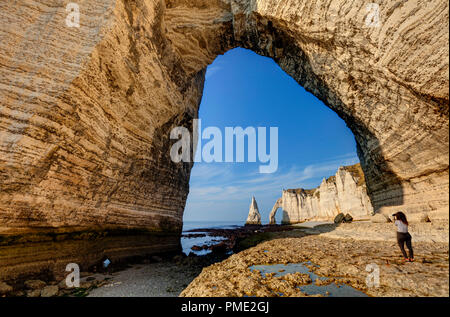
[182,47,364,226]
[164,0,448,223]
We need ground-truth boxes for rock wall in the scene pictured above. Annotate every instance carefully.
[0,0,448,278]
[270,164,373,224]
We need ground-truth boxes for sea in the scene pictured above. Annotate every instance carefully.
[182,220,246,231]
[181,221,246,255]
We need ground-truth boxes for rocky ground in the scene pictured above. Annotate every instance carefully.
[87,255,212,297]
[1,221,448,297]
[181,221,449,297]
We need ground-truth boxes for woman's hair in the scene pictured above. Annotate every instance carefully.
[394,211,408,225]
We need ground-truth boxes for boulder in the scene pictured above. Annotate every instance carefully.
[427,208,449,222]
[371,213,391,223]
[191,245,203,251]
[10,290,25,297]
[334,213,345,224]
[26,289,41,297]
[40,285,59,297]
[173,254,186,262]
[80,280,96,289]
[210,242,227,254]
[151,255,163,262]
[343,214,354,223]
[407,212,430,223]
[58,277,84,290]
[0,281,13,295]
[24,279,46,290]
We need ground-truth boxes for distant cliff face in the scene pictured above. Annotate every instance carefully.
[270,164,373,224]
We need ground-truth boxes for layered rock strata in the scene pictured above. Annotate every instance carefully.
[270,164,373,224]
[0,0,448,278]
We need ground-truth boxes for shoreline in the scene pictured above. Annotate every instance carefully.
[0,223,300,297]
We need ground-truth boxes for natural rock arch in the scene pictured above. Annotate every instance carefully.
[269,198,283,225]
[0,0,448,278]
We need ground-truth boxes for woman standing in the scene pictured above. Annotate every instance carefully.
[393,212,414,262]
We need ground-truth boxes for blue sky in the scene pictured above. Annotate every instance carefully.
[183,48,359,224]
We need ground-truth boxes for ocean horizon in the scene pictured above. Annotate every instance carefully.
[182,220,246,232]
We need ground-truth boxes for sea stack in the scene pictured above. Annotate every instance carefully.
[246,197,262,225]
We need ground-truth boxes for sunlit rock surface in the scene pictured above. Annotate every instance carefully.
[180,225,449,297]
[0,0,448,279]
[246,197,261,225]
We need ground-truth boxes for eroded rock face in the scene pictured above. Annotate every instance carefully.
[270,164,373,224]
[246,197,261,225]
[0,0,448,277]
[269,198,282,225]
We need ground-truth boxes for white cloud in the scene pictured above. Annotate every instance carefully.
[205,65,222,80]
[187,153,359,205]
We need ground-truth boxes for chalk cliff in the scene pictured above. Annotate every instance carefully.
[270,164,373,224]
[246,197,262,225]
[0,0,448,280]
